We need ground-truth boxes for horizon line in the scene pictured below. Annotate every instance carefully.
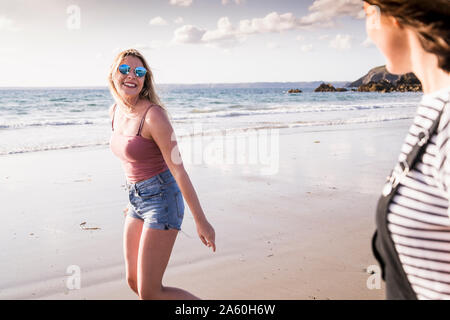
[0,80,351,89]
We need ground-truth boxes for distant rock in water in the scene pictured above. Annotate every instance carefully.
[287,89,302,93]
[349,65,422,92]
[315,83,336,92]
[314,83,348,92]
[357,80,395,93]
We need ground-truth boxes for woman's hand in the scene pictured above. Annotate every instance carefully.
[196,218,216,252]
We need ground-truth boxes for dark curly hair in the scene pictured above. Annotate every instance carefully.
[365,0,450,72]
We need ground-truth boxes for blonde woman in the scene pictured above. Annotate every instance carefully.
[365,1,450,299]
[108,49,216,300]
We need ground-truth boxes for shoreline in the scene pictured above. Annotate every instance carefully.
[0,119,412,299]
[0,116,413,157]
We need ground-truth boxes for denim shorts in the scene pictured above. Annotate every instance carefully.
[126,170,185,230]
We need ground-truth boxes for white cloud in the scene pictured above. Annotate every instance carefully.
[170,0,193,7]
[175,12,303,45]
[174,17,184,24]
[239,12,298,34]
[173,17,245,48]
[171,12,315,48]
[203,17,247,48]
[296,35,305,42]
[173,25,206,44]
[202,17,239,42]
[299,0,364,28]
[329,34,352,50]
[235,0,364,32]
[301,44,313,52]
[149,16,168,26]
[172,1,363,49]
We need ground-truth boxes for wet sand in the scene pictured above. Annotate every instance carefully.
[0,119,412,299]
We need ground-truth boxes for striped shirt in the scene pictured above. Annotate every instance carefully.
[387,85,450,300]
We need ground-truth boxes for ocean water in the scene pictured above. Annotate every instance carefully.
[0,87,422,156]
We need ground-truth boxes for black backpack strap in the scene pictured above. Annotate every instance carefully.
[382,107,443,197]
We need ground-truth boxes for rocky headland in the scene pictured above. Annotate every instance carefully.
[348,65,422,92]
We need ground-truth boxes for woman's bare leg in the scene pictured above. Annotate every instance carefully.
[137,228,200,300]
[123,215,144,296]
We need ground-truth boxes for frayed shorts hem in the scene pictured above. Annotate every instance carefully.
[127,211,182,231]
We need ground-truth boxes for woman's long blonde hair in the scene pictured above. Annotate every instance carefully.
[108,48,166,111]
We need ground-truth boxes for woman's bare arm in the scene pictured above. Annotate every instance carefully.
[146,106,216,252]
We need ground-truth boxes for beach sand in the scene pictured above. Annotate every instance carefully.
[0,119,412,300]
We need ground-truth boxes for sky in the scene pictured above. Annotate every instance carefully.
[0,0,387,87]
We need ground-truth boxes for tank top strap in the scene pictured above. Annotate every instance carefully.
[136,105,153,136]
[111,103,117,131]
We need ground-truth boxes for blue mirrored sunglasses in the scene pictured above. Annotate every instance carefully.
[118,64,147,78]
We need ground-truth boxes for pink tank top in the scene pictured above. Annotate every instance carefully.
[109,103,168,184]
